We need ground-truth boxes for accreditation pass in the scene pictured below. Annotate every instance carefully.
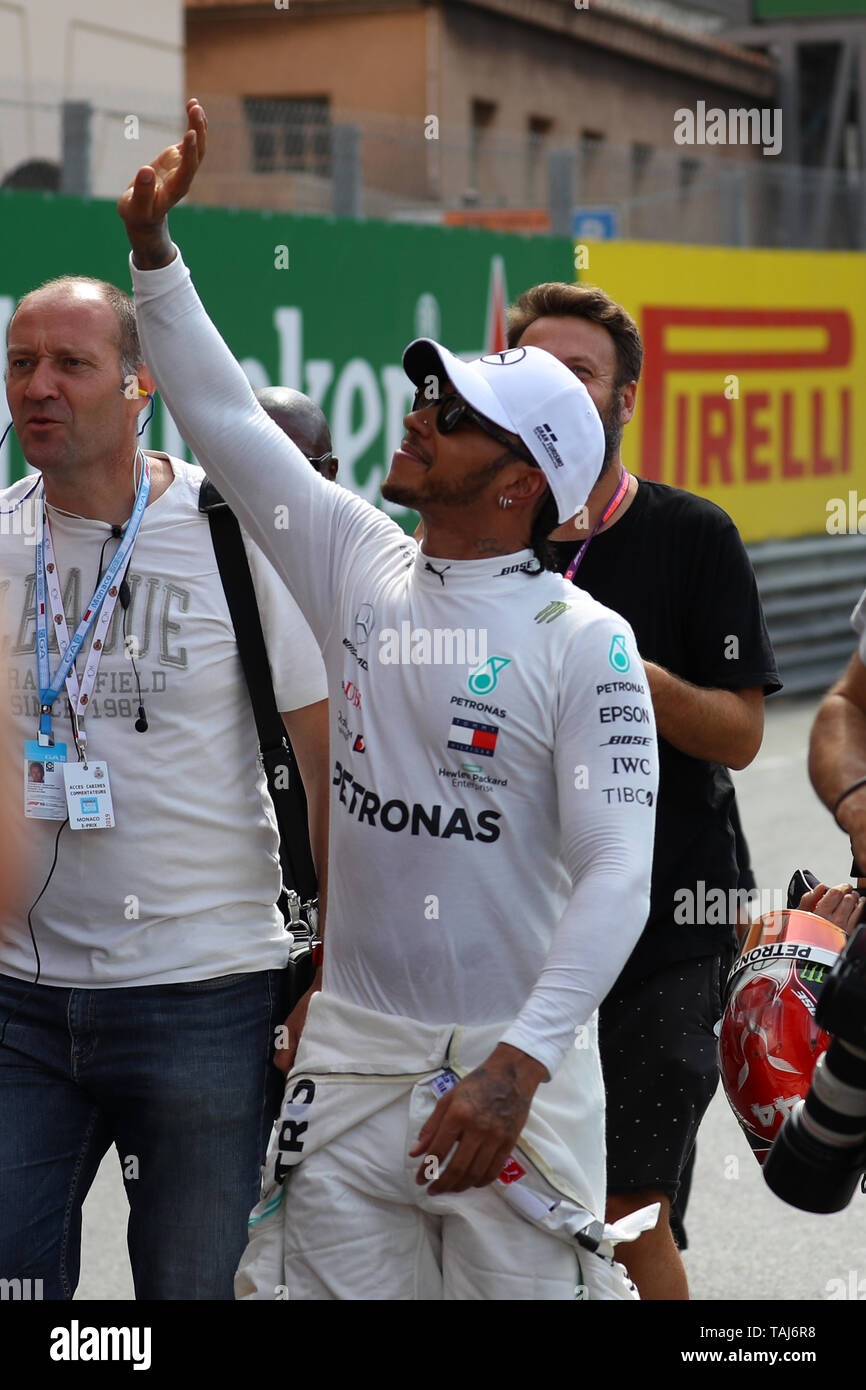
[63,761,116,830]
[24,740,68,820]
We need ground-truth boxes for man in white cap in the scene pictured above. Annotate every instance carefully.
[117,101,659,1301]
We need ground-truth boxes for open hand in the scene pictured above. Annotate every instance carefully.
[117,98,208,266]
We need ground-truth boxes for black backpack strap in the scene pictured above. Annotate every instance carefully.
[199,476,318,903]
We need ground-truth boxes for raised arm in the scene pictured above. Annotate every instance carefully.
[118,99,401,641]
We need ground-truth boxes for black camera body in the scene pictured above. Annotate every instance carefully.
[764,921,866,1213]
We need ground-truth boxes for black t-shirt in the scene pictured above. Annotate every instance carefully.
[549,478,781,989]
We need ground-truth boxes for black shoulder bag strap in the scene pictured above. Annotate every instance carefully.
[198,476,318,906]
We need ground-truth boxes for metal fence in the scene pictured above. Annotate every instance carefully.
[181,97,866,249]
[2,94,865,248]
[748,534,864,697]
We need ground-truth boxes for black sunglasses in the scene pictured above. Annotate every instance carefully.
[410,388,537,467]
[306,449,333,470]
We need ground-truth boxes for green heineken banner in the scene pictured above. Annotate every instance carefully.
[754,0,866,13]
[1,190,574,530]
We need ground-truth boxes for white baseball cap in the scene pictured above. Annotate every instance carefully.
[402,339,605,522]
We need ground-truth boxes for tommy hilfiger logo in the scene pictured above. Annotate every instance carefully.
[447,717,499,758]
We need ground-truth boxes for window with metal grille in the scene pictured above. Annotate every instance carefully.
[580,131,605,167]
[243,97,331,175]
[679,156,701,191]
[469,99,497,192]
[527,116,552,202]
[631,142,653,189]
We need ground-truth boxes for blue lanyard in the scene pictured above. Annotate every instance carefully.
[35,452,151,744]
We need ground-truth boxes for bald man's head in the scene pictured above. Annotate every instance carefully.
[255,387,338,480]
[9,276,143,382]
[6,276,152,476]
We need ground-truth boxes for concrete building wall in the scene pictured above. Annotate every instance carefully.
[0,0,184,197]
[434,0,771,228]
[183,0,777,227]
[186,5,430,208]
[187,6,428,115]
[437,3,766,149]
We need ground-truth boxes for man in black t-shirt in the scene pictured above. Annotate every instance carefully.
[509,283,781,1301]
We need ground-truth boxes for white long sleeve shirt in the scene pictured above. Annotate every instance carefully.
[131,247,658,1076]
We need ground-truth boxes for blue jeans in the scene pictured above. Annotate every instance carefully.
[0,968,289,1300]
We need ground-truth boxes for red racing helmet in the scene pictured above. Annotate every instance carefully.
[718,909,847,1165]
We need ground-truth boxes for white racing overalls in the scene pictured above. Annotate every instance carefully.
[235,992,656,1301]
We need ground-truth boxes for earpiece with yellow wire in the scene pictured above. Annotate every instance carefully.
[118,381,156,435]
[135,388,155,436]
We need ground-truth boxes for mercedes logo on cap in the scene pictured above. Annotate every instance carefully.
[479,348,527,366]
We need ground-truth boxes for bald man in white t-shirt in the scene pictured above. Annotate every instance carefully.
[0,274,330,1300]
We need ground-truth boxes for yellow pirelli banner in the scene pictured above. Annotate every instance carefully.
[575,242,864,542]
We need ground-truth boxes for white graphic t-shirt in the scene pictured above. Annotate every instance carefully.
[0,457,327,987]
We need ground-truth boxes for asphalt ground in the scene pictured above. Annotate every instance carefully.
[73,691,866,1302]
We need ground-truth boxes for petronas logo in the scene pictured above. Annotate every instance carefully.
[468,656,511,695]
[609,634,630,672]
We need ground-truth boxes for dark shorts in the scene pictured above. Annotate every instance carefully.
[598,950,734,1202]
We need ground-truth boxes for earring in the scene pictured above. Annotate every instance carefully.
[498,496,513,509]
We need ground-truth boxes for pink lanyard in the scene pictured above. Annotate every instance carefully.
[563,467,630,583]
